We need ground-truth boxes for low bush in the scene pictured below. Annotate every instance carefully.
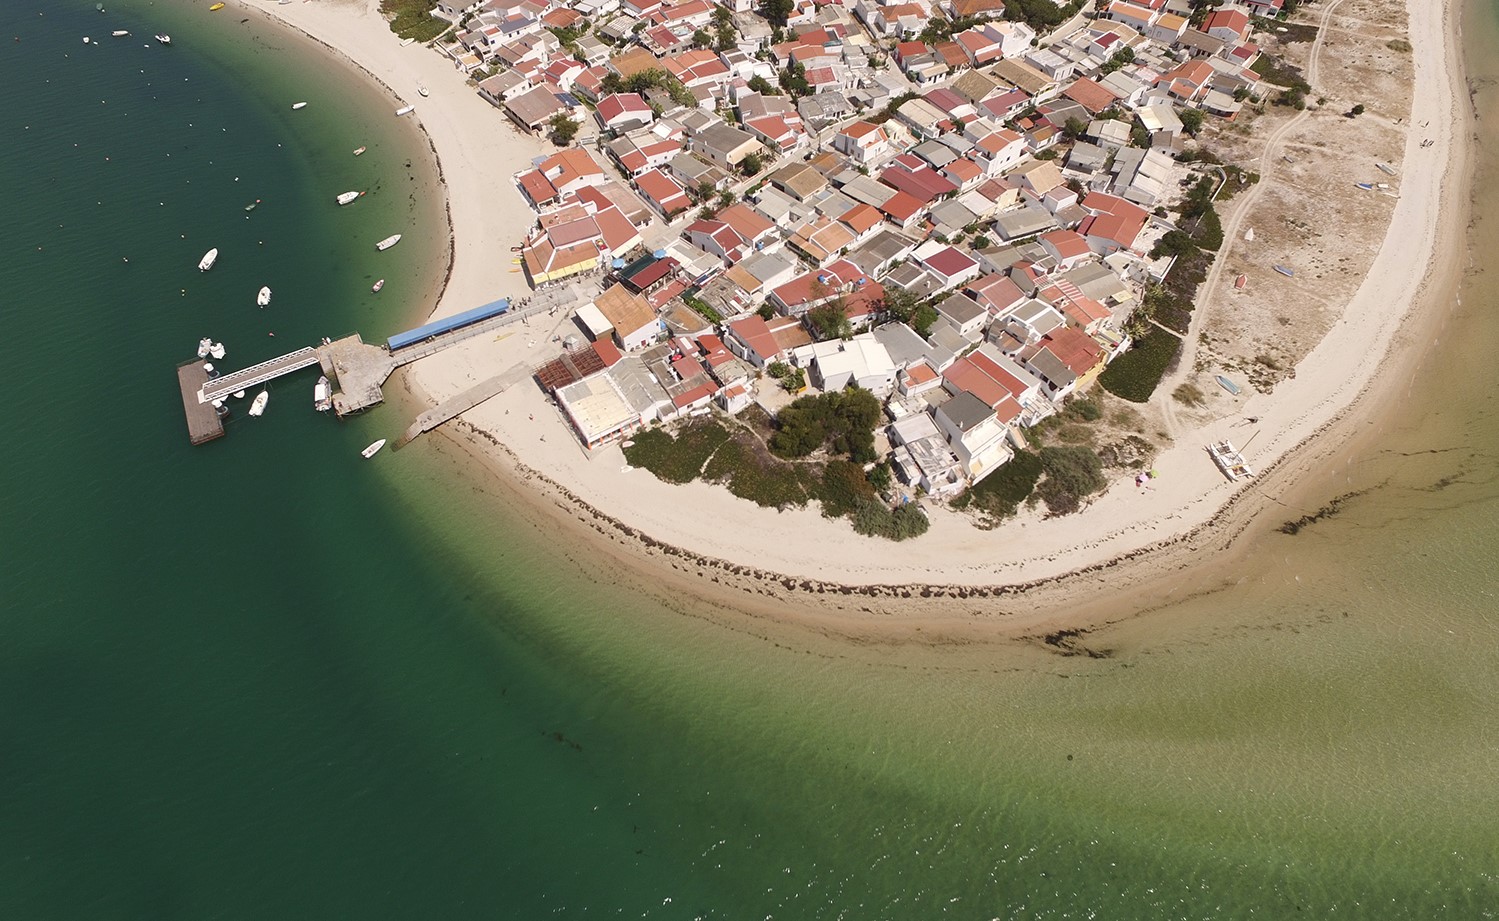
[850,499,930,541]
[965,450,1043,520]
[1036,445,1107,516]
[622,420,729,483]
[1100,328,1183,403]
[817,460,877,518]
[703,439,811,508]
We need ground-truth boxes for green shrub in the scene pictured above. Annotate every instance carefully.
[817,460,877,518]
[769,387,882,460]
[1100,328,1182,403]
[703,439,810,508]
[622,420,729,483]
[850,498,930,540]
[1036,445,1107,515]
[965,450,1043,519]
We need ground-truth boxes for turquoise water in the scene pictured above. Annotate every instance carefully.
[3,1,1498,918]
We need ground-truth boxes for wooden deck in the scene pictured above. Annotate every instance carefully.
[177,360,225,445]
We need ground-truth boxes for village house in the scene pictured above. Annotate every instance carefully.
[933,391,1014,485]
[808,334,899,396]
[888,413,966,499]
[595,93,655,134]
[593,284,665,352]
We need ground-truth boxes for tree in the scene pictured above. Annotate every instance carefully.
[767,360,791,379]
[739,152,764,176]
[879,286,921,325]
[911,305,939,338]
[1062,116,1087,141]
[1100,46,1135,75]
[758,0,794,27]
[1347,103,1366,117]
[692,28,712,48]
[807,303,853,341]
[779,62,810,97]
[549,113,579,145]
[1179,107,1205,136]
[715,189,737,211]
[756,303,776,320]
[747,75,781,96]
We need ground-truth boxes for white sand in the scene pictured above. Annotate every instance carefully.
[248,0,1468,590]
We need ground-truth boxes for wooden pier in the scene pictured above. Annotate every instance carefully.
[392,361,532,449]
[177,360,225,445]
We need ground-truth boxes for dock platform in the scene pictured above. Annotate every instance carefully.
[201,347,320,405]
[321,334,396,416]
[393,361,532,448]
[178,360,225,445]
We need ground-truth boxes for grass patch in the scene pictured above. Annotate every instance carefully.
[380,0,448,42]
[1100,328,1183,403]
[623,419,730,483]
[850,499,930,541]
[1387,38,1412,53]
[1173,382,1206,407]
[1036,445,1107,516]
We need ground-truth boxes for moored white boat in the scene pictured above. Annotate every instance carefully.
[155,33,171,44]
[375,234,401,251]
[336,190,363,206]
[292,101,308,110]
[361,439,386,459]
[209,341,226,360]
[395,105,415,117]
[197,337,214,358]
[353,145,367,156]
[314,375,333,412]
[248,390,269,417]
[257,286,272,307]
[198,247,218,271]
[112,30,129,37]
[372,278,385,293]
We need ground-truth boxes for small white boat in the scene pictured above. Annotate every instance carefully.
[372,279,385,293]
[257,286,272,307]
[1207,440,1254,481]
[203,362,218,378]
[155,33,171,44]
[112,29,129,37]
[209,342,226,360]
[249,390,269,417]
[418,86,429,98]
[292,102,308,110]
[336,190,364,206]
[233,390,246,399]
[353,145,367,156]
[1215,375,1241,396]
[361,439,387,459]
[314,376,333,412]
[375,234,402,251]
[198,247,218,271]
[197,337,214,358]
[395,105,415,117]
[83,36,91,44]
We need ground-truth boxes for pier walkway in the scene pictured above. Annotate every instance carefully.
[393,361,533,449]
[200,348,320,404]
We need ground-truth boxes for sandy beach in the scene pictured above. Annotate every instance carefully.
[243,0,1469,607]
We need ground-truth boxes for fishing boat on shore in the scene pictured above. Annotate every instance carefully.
[198,248,218,271]
[372,278,385,293]
[336,190,364,206]
[1207,440,1254,481]
[1215,375,1241,396]
[1273,265,1295,278]
[314,376,333,412]
[395,105,415,117]
[353,145,367,156]
[1355,182,1375,191]
[248,389,269,417]
[375,234,401,251]
[418,85,429,97]
[361,439,386,459]
[257,286,272,307]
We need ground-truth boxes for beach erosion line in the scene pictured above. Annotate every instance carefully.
[243,0,1471,621]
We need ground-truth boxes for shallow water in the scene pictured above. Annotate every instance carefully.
[2,0,1497,918]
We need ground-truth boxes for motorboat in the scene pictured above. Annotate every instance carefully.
[372,279,385,293]
[245,199,260,212]
[198,247,218,271]
[209,2,225,9]
[375,234,401,251]
[203,362,218,378]
[1215,375,1241,396]
[209,341,226,360]
[257,286,272,307]
[155,33,171,44]
[395,105,415,117]
[314,376,333,412]
[83,37,91,44]
[213,399,229,418]
[233,390,246,399]
[361,439,387,459]
[353,146,367,156]
[112,30,129,37]
[336,190,364,205]
[248,390,269,417]
[197,337,214,358]
[292,101,308,110]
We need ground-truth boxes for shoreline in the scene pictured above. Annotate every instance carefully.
[244,0,1471,612]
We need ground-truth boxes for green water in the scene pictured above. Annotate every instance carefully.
[3,1,1498,918]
